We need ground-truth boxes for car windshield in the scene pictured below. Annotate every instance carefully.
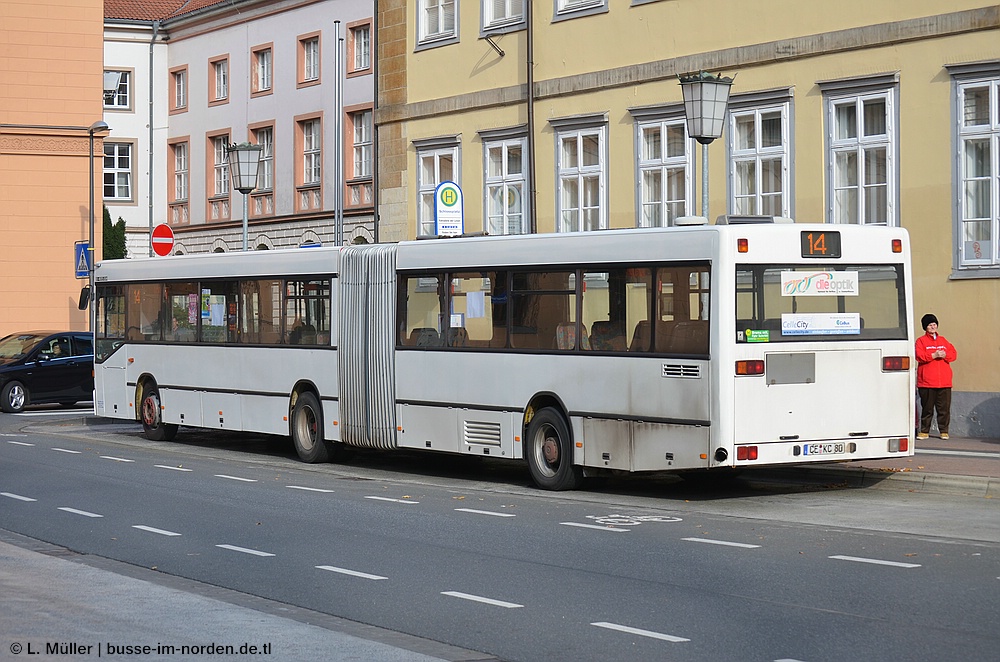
[0,334,44,360]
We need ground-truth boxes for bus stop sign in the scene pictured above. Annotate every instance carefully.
[151,223,175,256]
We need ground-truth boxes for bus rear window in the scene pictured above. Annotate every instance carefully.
[736,264,906,342]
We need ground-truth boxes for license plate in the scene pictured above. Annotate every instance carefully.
[804,442,845,456]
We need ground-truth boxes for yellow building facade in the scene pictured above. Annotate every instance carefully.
[0,0,105,335]
[377,1,1000,437]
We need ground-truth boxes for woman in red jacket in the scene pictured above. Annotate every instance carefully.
[915,313,958,440]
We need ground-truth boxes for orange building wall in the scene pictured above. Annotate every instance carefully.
[0,0,105,336]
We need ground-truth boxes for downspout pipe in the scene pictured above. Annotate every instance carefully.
[526,0,536,234]
[148,19,160,256]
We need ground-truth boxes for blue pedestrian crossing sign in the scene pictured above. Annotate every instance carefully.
[74,241,91,279]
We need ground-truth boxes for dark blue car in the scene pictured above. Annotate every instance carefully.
[0,331,94,413]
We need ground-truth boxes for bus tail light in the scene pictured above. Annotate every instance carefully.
[736,445,758,461]
[889,437,909,452]
[736,359,765,375]
[891,239,902,253]
[737,238,749,253]
[882,356,910,371]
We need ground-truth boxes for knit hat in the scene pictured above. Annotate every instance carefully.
[921,313,938,330]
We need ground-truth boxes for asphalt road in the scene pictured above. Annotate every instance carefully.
[1,407,998,662]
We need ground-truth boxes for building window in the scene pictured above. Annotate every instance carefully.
[730,105,790,217]
[350,24,371,73]
[418,0,457,45]
[352,110,372,179]
[824,86,895,225]
[554,0,607,21]
[208,133,231,221]
[636,117,691,227]
[170,67,187,112]
[104,70,130,109]
[484,0,525,30]
[483,135,527,235]
[552,115,607,232]
[103,142,132,200]
[251,125,275,217]
[299,34,320,85]
[957,77,1000,268]
[415,138,460,237]
[252,46,272,95]
[168,140,190,225]
[296,116,322,211]
[210,56,229,104]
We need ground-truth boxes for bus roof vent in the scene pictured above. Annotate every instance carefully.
[674,216,708,226]
[715,215,795,225]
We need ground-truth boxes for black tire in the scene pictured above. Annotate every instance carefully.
[525,407,583,491]
[290,392,334,463]
[140,384,178,441]
[1,381,28,413]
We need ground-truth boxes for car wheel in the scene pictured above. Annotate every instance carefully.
[140,383,178,441]
[1,381,28,413]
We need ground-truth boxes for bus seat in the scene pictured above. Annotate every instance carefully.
[590,321,626,351]
[555,322,576,350]
[447,327,468,347]
[409,327,440,347]
[629,320,651,352]
[670,321,709,354]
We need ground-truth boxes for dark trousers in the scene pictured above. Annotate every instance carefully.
[918,387,951,435]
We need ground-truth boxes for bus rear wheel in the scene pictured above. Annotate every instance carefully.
[140,384,178,441]
[525,407,582,491]
[291,392,334,463]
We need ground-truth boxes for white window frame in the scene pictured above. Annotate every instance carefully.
[821,75,897,227]
[484,0,525,30]
[104,70,130,109]
[352,110,373,179]
[173,142,188,202]
[303,119,322,186]
[729,104,790,217]
[255,48,272,92]
[103,142,132,201]
[303,38,319,82]
[552,114,607,233]
[633,112,693,227]
[213,135,230,197]
[352,25,371,71]
[173,69,187,109]
[254,127,274,191]
[214,60,228,101]
[418,0,457,46]
[554,0,607,21]
[956,76,1000,269]
[482,132,528,235]
[415,137,460,237]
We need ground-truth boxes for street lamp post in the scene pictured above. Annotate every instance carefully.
[679,72,734,220]
[88,120,110,336]
[225,142,263,251]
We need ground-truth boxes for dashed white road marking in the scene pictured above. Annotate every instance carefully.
[681,537,761,549]
[829,555,921,568]
[560,522,630,532]
[214,474,257,482]
[155,465,193,472]
[1,492,37,502]
[5,440,32,445]
[133,525,182,537]
[287,486,335,493]
[216,544,275,557]
[58,507,103,518]
[100,455,134,463]
[52,448,81,454]
[365,496,419,504]
[591,622,690,643]
[316,565,388,580]
[455,508,516,518]
[441,591,523,609]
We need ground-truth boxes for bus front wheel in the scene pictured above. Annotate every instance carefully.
[140,384,178,441]
[525,407,582,491]
[291,392,333,463]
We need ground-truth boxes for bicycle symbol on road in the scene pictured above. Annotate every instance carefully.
[585,514,682,526]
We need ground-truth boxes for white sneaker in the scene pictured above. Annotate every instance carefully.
[916,432,929,440]
[940,433,949,440]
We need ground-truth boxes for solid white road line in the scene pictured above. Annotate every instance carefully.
[216,544,275,557]
[455,508,516,517]
[316,565,388,580]
[5,440,33,445]
[441,591,523,609]
[918,448,999,459]
[560,522,630,532]
[100,455,134,463]
[287,486,335,493]
[214,474,257,482]
[681,537,761,549]
[52,448,81,454]
[155,465,193,472]
[591,621,690,643]
[133,525,182,537]
[58,507,103,518]
[1,492,37,502]
[829,555,921,568]
[365,496,419,504]
[12,409,92,417]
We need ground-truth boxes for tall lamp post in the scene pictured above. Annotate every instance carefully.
[679,72,734,221]
[88,120,111,336]
[225,142,263,251]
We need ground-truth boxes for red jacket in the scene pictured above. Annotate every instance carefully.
[915,332,957,388]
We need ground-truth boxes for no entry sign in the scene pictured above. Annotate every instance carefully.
[151,223,175,257]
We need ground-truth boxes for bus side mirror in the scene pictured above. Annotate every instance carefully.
[78,286,90,311]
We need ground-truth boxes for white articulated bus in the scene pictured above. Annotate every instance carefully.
[93,217,915,490]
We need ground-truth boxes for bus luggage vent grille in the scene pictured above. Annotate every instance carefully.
[464,420,502,446]
[662,363,701,378]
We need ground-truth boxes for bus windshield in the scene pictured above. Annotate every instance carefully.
[736,263,907,342]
